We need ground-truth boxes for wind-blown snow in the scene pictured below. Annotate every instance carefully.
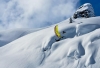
[0,16,100,68]
[0,28,42,47]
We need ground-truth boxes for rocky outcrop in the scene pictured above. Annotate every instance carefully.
[73,3,95,19]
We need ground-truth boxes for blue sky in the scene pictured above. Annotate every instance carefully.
[0,0,99,30]
[80,0,100,16]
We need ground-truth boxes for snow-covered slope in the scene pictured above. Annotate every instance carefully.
[0,28,42,47]
[0,3,100,68]
[0,16,100,68]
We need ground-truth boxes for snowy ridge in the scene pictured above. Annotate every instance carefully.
[0,28,42,47]
[0,16,100,68]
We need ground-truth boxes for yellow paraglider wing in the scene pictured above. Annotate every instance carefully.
[54,25,61,38]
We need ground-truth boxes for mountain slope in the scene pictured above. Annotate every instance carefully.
[0,16,100,68]
[0,28,43,47]
[0,3,100,68]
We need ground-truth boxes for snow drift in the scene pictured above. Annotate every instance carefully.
[0,3,100,68]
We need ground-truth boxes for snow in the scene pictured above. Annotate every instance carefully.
[0,3,100,68]
[72,3,95,19]
[0,16,100,68]
[0,28,42,47]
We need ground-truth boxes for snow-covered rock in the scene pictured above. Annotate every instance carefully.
[73,3,95,19]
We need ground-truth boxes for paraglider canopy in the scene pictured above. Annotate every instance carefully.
[54,25,61,38]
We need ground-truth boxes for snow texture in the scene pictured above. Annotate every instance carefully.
[0,3,100,68]
[0,28,43,47]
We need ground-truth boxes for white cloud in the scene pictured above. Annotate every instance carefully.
[0,0,80,30]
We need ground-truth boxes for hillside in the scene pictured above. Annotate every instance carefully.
[0,3,100,68]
